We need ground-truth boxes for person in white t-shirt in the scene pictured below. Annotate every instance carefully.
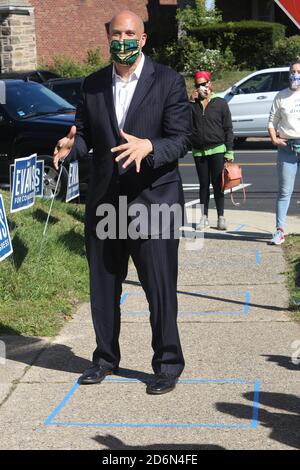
[268,61,300,245]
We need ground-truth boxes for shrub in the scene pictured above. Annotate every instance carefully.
[149,35,234,76]
[190,21,286,69]
[39,48,108,78]
[266,35,300,67]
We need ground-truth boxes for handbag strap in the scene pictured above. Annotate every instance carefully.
[230,176,246,206]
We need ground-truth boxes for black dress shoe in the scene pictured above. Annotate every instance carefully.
[79,365,118,385]
[146,372,178,395]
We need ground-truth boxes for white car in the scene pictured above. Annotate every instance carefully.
[218,67,289,138]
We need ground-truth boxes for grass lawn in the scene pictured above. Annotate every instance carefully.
[0,190,89,336]
[184,70,253,96]
[283,235,300,318]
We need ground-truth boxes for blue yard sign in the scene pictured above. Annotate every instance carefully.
[0,194,13,262]
[35,160,44,197]
[10,159,44,197]
[10,154,37,213]
[66,161,80,202]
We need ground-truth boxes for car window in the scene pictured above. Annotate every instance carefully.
[40,71,60,81]
[277,71,289,91]
[3,81,74,119]
[237,73,278,94]
[27,72,42,83]
[52,82,82,106]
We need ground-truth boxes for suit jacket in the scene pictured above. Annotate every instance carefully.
[69,55,191,233]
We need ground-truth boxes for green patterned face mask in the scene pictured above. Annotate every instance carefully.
[110,39,141,66]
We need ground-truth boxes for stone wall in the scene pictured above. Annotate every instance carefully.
[0,1,37,72]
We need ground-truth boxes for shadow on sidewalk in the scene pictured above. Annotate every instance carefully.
[1,333,155,379]
[1,335,91,373]
[92,434,225,450]
[262,355,300,371]
[216,391,300,450]
[124,280,286,313]
[194,231,272,243]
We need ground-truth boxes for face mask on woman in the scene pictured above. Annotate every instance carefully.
[289,72,300,90]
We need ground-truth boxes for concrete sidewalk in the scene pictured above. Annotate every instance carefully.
[0,210,300,450]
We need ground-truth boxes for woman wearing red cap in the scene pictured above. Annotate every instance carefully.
[191,70,234,230]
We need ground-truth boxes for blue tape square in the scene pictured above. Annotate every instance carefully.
[45,378,260,429]
[121,291,250,316]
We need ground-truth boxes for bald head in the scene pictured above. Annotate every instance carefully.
[109,10,145,36]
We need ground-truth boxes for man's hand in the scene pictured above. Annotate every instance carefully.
[111,129,153,173]
[53,125,76,170]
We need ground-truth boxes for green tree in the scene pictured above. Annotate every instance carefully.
[176,0,222,32]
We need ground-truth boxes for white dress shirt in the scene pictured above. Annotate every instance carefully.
[112,53,145,130]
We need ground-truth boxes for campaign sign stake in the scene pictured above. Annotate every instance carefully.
[66,161,80,203]
[10,154,37,213]
[0,195,13,262]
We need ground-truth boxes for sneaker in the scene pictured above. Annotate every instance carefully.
[269,229,285,245]
[217,216,227,231]
[197,215,210,230]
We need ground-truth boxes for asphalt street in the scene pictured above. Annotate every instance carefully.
[180,140,300,214]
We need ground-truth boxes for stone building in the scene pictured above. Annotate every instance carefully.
[0,0,36,72]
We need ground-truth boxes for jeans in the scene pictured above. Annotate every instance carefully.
[276,143,300,230]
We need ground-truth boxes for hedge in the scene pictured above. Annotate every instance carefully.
[189,21,286,69]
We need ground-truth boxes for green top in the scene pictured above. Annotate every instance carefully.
[193,145,234,160]
[192,93,234,161]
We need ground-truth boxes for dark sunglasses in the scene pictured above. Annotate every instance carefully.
[196,81,209,88]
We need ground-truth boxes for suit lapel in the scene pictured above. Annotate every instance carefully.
[124,56,155,129]
[102,65,119,139]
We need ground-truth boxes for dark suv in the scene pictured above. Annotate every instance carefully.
[44,77,84,107]
[0,80,91,199]
[0,70,61,83]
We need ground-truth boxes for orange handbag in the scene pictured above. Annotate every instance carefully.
[221,162,246,206]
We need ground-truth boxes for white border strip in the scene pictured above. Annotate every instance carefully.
[185,184,252,208]
[274,0,300,29]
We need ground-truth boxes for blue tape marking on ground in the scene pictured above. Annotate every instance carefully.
[104,377,256,384]
[251,380,261,429]
[120,292,128,304]
[122,291,249,316]
[234,224,246,232]
[256,250,261,266]
[44,380,79,425]
[124,310,245,315]
[244,291,250,315]
[125,291,248,296]
[48,421,252,429]
[45,378,259,429]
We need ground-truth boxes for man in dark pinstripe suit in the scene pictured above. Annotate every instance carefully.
[53,10,191,395]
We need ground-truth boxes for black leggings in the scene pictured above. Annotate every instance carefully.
[194,153,225,217]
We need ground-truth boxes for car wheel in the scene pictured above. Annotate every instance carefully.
[39,155,68,200]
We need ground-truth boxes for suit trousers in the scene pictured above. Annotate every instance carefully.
[85,228,185,377]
